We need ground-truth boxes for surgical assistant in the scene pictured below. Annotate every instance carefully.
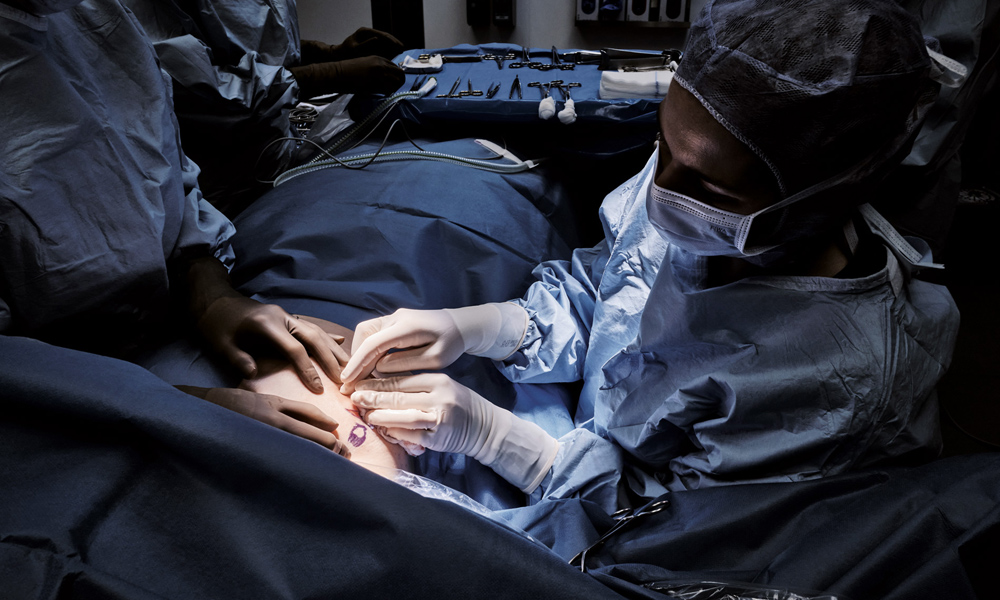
[342,0,961,512]
[122,0,404,215]
[0,0,351,449]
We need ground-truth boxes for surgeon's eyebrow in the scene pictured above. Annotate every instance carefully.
[660,130,746,196]
[660,106,776,204]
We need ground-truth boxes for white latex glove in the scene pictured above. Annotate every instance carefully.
[340,303,528,387]
[352,373,559,493]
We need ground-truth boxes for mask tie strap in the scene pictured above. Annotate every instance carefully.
[885,247,905,297]
[843,217,860,258]
[858,203,943,274]
[926,46,968,88]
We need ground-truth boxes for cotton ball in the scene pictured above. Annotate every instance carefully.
[557,98,576,124]
[538,96,556,120]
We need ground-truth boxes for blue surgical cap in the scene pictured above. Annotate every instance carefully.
[674,0,939,198]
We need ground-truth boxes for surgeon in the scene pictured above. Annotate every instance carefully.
[339,0,962,511]
[0,0,350,454]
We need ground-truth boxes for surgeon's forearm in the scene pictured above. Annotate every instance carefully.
[178,255,243,322]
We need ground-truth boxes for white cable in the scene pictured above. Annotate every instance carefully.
[307,77,437,164]
[274,141,541,187]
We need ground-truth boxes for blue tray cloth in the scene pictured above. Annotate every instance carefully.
[390,44,662,126]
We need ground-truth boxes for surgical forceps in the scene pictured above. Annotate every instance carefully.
[436,77,463,98]
[508,46,540,69]
[483,52,516,69]
[409,75,429,91]
[568,499,670,573]
[551,81,581,99]
[486,81,501,99]
[528,81,556,120]
[527,80,551,97]
[458,79,483,97]
[508,75,522,99]
[551,46,575,70]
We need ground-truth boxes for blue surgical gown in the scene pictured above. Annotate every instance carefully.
[0,0,234,340]
[122,0,300,213]
[501,151,960,511]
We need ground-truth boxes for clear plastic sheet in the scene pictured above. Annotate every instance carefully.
[359,463,547,547]
[646,581,842,600]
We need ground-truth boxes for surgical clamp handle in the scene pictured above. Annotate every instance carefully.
[458,79,484,97]
[551,46,575,70]
[551,81,580,99]
[436,77,463,98]
[509,45,542,69]
[482,52,516,69]
[568,499,669,573]
[527,81,551,98]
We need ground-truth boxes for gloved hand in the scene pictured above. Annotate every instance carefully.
[340,303,528,389]
[197,296,349,394]
[300,28,404,64]
[352,373,559,493]
[176,386,351,457]
[290,56,405,98]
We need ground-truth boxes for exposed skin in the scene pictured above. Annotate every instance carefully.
[239,316,413,475]
[656,80,851,284]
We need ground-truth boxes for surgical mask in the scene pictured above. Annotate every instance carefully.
[645,179,781,258]
[644,141,868,264]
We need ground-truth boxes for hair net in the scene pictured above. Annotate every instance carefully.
[672,0,940,258]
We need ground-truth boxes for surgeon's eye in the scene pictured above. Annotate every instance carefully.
[699,180,737,201]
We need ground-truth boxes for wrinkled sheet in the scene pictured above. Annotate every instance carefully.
[123,0,301,214]
[135,137,581,511]
[0,334,623,600]
[0,0,235,341]
[584,453,1000,600]
[3,335,998,599]
[3,133,999,599]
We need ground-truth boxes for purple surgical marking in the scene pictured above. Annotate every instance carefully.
[348,423,367,447]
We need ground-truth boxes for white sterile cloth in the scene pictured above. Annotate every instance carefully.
[598,65,676,99]
[400,54,443,73]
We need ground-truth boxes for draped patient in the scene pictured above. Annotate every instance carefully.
[239,316,412,475]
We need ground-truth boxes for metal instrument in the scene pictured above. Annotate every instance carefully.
[436,77,463,98]
[508,75,522,99]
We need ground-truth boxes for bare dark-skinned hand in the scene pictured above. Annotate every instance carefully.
[338,27,404,59]
[177,386,351,457]
[291,55,404,98]
[300,28,403,64]
[196,296,349,393]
